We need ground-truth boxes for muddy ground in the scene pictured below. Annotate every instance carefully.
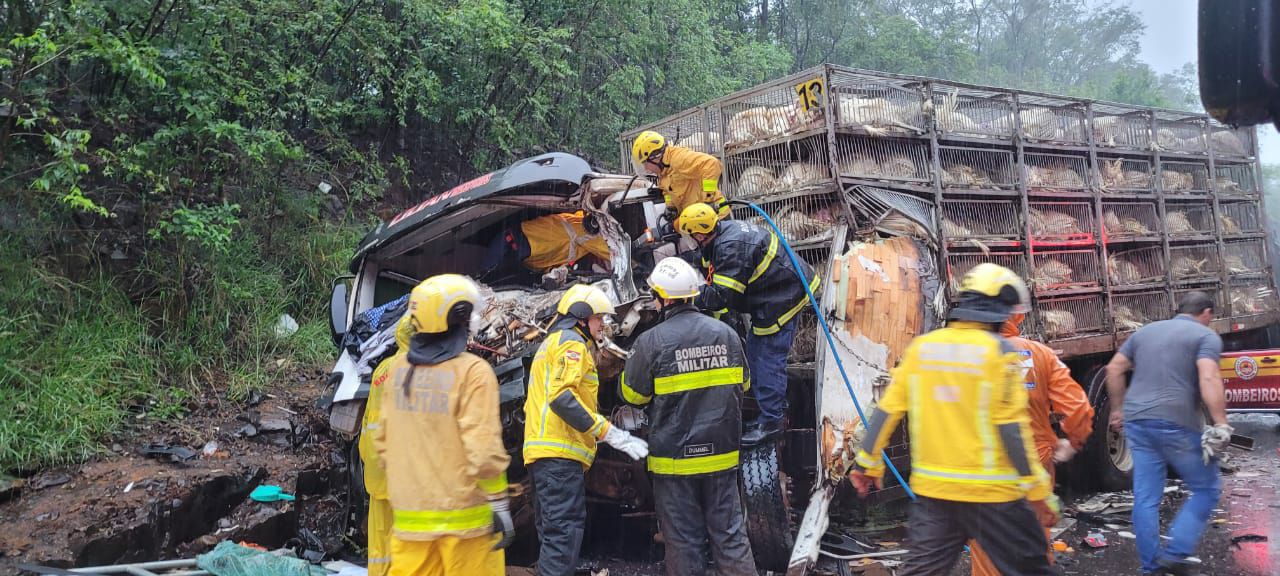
[0,367,346,575]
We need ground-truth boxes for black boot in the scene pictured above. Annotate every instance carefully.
[742,419,783,445]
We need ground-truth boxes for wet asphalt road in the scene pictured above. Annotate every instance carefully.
[580,413,1280,575]
[1046,413,1280,576]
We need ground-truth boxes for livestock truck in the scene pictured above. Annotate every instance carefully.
[324,63,1280,574]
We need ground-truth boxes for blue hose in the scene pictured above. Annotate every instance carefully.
[738,201,916,501]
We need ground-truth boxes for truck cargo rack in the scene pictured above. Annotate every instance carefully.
[1218,200,1263,236]
[1101,201,1161,243]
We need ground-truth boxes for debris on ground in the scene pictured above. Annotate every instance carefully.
[139,443,198,463]
[1083,532,1109,548]
[250,485,296,503]
[1230,533,1268,547]
[1076,491,1134,514]
[1117,531,1136,539]
[196,541,326,576]
[29,473,72,491]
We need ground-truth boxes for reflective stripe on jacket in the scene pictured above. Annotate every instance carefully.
[520,212,611,271]
[374,352,510,540]
[621,304,749,476]
[1001,318,1095,461]
[694,220,819,335]
[657,146,728,218]
[523,325,610,468]
[856,322,1050,503]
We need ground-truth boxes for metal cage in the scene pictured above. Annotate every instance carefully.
[1155,114,1206,154]
[1107,246,1166,287]
[835,136,932,183]
[619,108,715,165]
[1017,95,1088,145]
[1219,201,1262,235]
[1169,243,1220,281]
[1035,293,1107,340]
[930,84,1016,140]
[723,136,833,200]
[1163,205,1215,239]
[1228,280,1279,316]
[1174,283,1224,314]
[1215,163,1259,196]
[1098,157,1153,194]
[1224,239,1267,276]
[1031,249,1101,292]
[1102,202,1160,241]
[940,199,1022,243]
[947,251,1028,295]
[1029,201,1095,245]
[1112,290,1171,332]
[829,69,930,137]
[720,76,827,153]
[1025,152,1090,191]
[734,192,842,246]
[1092,103,1152,150]
[938,146,1018,189]
[1208,122,1255,159]
[1159,161,1211,194]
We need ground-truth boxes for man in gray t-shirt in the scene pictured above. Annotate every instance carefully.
[1104,291,1228,575]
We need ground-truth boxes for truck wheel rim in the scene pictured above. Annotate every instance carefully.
[1107,426,1133,472]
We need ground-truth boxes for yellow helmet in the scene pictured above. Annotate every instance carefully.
[677,203,720,236]
[408,274,484,334]
[631,130,667,166]
[557,284,616,320]
[950,263,1031,323]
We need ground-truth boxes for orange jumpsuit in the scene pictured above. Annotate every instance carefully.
[657,146,728,218]
[969,314,1095,575]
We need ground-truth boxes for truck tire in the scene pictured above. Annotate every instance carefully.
[1082,369,1133,492]
[740,442,794,573]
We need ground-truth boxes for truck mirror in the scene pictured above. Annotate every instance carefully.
[1198,0,1280,127]
[330,277,353,347]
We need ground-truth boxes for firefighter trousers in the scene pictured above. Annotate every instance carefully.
[653,471,756,576]
[970,463,1057,576]
[745,318,797,424]
[903,496,1055,576]
[367,497,393,576]
[388,534,503,576]
[531,458,587,576]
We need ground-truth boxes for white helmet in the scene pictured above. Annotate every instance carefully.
[647,257,703,300]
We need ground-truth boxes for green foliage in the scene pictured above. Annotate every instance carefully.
[150,203,241,252]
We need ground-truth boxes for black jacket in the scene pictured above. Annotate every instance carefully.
[620,304,749,476]
[694,220,820,335]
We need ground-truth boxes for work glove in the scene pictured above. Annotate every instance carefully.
[847,467,883,498]
[489,497,515,550]
[602,426,649,460]
[1052,438,1078,463]
[541,266,570,290]
[1201,423,1233,464]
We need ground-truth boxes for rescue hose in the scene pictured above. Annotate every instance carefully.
[733,201,916,500]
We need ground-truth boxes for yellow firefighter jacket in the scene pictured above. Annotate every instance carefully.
[520,212,612,271]
[374,351,510,541]
[855,321,1050,503]
[359,316,414,500]
[523,323,611,468]
[657,146,729,218]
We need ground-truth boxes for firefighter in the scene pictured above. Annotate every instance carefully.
[523,284,650,576]
[677,202,820,445]
[631,130,730,220]
[373,274,512,576]
[620,257,756,575]
[358,314,413,575]
[968,310,1095,576]
[848,263,1057,576]
[481,211,612,284]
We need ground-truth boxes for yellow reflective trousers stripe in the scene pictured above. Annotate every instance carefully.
[477,472,508,495]
[393,503,491,533]
[654,367,744,395]
[748,234,778,284]
[752,274,821,336]
[712,274,746,293]
[648,450,739,475]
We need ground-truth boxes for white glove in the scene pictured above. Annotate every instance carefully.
[489,498,515,550]
[1052,438,1078,463]
[603,426,649,460]
[1201,423,1233,464]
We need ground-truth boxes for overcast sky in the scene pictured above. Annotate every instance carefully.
[1117,0,1280,165]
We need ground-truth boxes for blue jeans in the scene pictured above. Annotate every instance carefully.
[1125,418,1221,572]
[745,317,797,423]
